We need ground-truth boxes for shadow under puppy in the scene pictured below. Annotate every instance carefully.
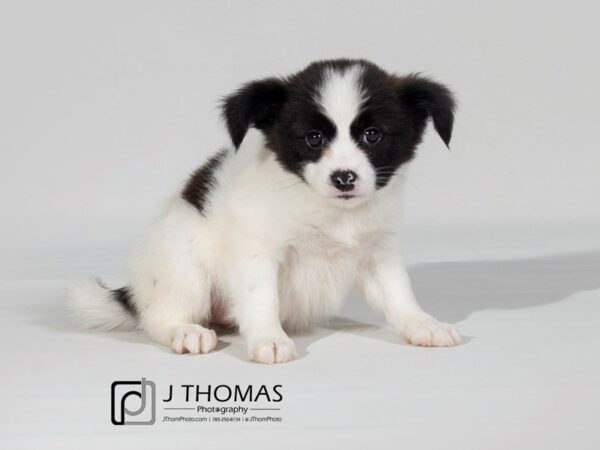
[68,59,460,364]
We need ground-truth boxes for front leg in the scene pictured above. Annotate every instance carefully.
[228,249,297,364]
[361,250,460,347]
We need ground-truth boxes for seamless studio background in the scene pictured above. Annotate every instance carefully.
[0,1,599,449]
[1,0,599,273]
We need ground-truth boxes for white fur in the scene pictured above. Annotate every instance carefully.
[304,66,376,206]
[69,68,459,363]
[66,278,137,331]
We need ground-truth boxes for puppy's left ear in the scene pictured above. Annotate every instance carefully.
[398,74,456,147]
[221,77,288,149]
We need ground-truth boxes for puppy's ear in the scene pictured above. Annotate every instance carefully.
[398,74,456,147]
[221,78,288,149]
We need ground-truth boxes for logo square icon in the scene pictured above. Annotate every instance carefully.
[111,378,156,425]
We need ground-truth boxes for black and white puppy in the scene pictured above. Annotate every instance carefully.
[68,59,460,364]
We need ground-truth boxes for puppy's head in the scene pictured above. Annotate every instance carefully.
[222,59,455,207]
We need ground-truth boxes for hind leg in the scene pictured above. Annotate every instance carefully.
[136,269,218,355]
[163,322,217,354]
[131,199,221,354]
[141,296,218,355]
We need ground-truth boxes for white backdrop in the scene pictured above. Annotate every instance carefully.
[1,0,599,272]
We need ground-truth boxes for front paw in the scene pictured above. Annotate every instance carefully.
[248,334,297,364]
[401,315,460,347]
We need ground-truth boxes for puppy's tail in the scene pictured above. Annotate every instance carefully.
[66,278,139,331]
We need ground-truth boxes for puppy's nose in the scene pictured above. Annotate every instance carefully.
[330,170,358,192]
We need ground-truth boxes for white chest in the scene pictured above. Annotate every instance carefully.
[276,225,375,331]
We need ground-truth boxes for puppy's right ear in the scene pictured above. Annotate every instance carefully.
[221,78,288,149]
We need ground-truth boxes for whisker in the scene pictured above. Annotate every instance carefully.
[375,174,422,191]
[272,180,304,192]
[375,166,400,172]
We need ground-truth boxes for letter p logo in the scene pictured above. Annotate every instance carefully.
[111,378,156,425]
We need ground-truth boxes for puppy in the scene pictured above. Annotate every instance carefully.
[68,59,460,363]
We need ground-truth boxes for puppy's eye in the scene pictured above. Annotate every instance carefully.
[305,130,324,148]
[362,127,381,145]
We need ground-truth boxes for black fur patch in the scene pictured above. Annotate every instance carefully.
[112,287,136,316]
[221,79,288,149]
[221,59,455,188]
[181,150,227,214]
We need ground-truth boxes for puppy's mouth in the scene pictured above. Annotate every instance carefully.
[336,194,356,200]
